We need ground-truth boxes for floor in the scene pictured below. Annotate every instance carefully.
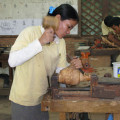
[0,96,11,120]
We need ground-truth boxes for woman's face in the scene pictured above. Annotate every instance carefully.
[55,18,78,38]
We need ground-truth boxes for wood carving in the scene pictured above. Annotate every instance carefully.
[58,65,91,85]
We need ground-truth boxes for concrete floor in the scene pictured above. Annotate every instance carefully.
[0,96,11,120]
[0,95,106,120]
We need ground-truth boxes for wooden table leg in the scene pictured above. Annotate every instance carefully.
[113,113,120,120]
[59,112,66,120]
[106,113,110,120]
[9,66,13,86]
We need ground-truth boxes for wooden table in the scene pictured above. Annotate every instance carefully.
[41,92,120,120]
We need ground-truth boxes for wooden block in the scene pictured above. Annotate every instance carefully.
[89,55,111,67]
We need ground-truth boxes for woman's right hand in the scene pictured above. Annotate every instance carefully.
[39,28,54,45]
[108,32,115,42]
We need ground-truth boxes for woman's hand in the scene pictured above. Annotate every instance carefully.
[39,28,54,45]
[70,57,83,69]
[108,32,115,42]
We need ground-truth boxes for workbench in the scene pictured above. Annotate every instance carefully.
[41,92,120,120]
[42,48,120,120]
[41,67,120,120]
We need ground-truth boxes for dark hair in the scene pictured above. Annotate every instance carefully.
[111,17,120,26]
[104,15,113,27]
[47,4,79,22]
[104,15,120,27]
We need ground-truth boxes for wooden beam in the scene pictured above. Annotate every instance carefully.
[78,0,81,37]
[102,0,109,19]
[42,94,120,113]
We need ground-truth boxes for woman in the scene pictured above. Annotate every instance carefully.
[8,4,82,120]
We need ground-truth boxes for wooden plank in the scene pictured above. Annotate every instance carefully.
[98,77,120,84]
[50,100,120,113]
[41,95,51,111]
[78,0,81,37]
[89,55,110,67]
[102,0,109,18]
[42,94,120,113]
[0,35,17,38]
[90,48,120,56]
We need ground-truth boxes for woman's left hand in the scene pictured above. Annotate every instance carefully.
[70,57,83,69]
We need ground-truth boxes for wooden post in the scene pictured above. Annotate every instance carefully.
[59,112,66,120]
[105,113,109,120]
[113,113,120,120]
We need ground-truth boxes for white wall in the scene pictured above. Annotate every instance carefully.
[0,0,78,35]
[0,0,77,19]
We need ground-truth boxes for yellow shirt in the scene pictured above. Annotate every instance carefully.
[9,26,67,106]
[101,21,114,35]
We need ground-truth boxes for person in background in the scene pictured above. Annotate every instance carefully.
[101,15,115,35]
[8,4,82,120]
[101,15,120,62]
[101,15,120,45]
[102,16,120,43]
[101,15,120,35]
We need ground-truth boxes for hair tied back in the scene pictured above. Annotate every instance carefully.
[49,6,56,14]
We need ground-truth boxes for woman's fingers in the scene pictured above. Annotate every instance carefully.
[39,28,54,45]
[71,58,83,68]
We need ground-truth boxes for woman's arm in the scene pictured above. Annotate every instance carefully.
[8,39,42,68]
[8,26,55,68]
